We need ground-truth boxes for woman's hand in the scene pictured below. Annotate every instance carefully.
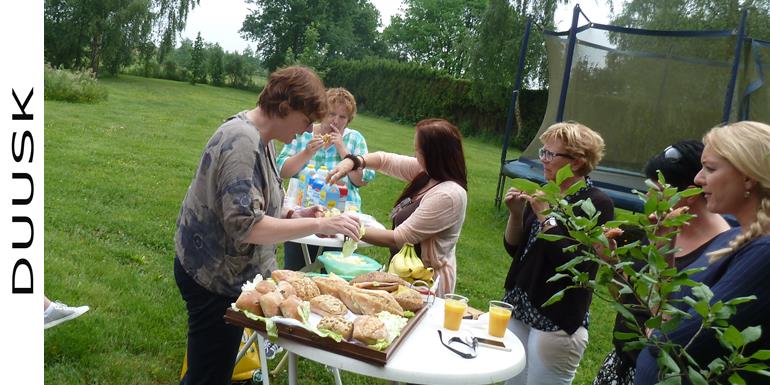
[295,205,325,218]
[504,187,528,215]
[327,131,344,151]
[327,158,355,184]
[303,134,324,156]
[317,213,361,241]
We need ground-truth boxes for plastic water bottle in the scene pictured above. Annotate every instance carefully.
[320,183,341,209]
[297,163,316,207]
[315,165,329,182]
[307,177,325,206]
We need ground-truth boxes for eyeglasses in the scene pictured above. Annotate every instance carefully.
[538,147,575,161]
[663,145,682,163]
[437,330,477,359]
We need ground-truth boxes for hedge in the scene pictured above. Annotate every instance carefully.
[324,58,547,149]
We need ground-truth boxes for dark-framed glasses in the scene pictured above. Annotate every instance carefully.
[663,145,682,163]
[437,329,477,359]
[538,147,575,161]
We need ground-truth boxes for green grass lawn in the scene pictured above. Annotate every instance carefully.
[44,75,613,384]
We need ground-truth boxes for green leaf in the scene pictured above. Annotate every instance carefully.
[509,178,541,194]
[613,331,639,341]
[687,366,708,385]
[542,288,566,307]
[645,315,662,330]
[750,350,770,361]
[725,296,757,306]
[657,375,682,385]
[555,164,574,185]
[546,273,570,283]
[721,325,744,348]
[580,199,596,217]
[741,325,762,344]
[658,349,680,373]
[691,285,714,302]
[728,373,746,385]
[679,187,702,197]
[537,233,567,242]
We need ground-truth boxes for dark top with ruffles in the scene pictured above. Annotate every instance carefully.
[503,181,614,335]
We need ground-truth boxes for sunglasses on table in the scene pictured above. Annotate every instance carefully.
[437,329,478,359]
[538,147,575,161]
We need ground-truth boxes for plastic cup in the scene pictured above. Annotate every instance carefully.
[487,300,513,338]
[443,294,468,331]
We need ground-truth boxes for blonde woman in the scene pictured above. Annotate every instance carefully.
[503,122,614,385]
[634,121,770,385]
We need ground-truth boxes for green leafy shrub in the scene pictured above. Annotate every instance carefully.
[44,64,108,103]
[510,167,770,384]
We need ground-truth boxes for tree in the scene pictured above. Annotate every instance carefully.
[190,32,205,84]
[382,0,486,77]
[610,0,770,40]
[285,23,328,72]
[240,0,384,71]
[208,43,225,86]
[44,0,199,75]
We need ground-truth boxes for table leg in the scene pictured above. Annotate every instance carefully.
[256,335,271,385]
[332,367,343,385]
[235,330,259,364]
[300,243,312,268]
[288,352,297,385]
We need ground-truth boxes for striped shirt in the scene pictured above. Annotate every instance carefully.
[276,127,375,209]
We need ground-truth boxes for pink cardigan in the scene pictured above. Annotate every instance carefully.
[369,151,467,296]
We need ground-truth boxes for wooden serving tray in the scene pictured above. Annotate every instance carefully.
[224,305,430,366]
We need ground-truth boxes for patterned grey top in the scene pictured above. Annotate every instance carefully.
[175,111,283,298]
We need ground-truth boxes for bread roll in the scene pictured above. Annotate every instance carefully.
[279,295,304,322]
[259,291,283,317]
[289,277,321,301]
[317,316,353,340]
[350,271,409,286]
[393,285,424,311]
[235,290,263,316]
[277,280,296,298]
[312,275,349,298]
[310,294,348,317]
[271,269,305,282]
[254,280,277,294]
[352,315,388,345]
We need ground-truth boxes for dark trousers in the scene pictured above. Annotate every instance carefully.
[283,241,340,271]
[175,257,243,385]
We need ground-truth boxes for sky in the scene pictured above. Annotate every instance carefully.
[180,0,620,54]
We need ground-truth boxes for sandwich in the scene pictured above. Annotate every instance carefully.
[235,290,264,316]
[392,285,424,311]
[277,280,296,298]
[311,274,349,298]
[352,315,388,345]
[279,295,304,322]
[317,316,353,340]
[289,277,321,301]
[310,294,348,317]
[259,290,284,317]
[350,271,409,286]
[272,269,305,282]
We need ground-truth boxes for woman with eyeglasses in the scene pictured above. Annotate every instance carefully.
[328,118,468,296]
[502,122,614,385]
[634,121,770,385]
[593,140,734,385]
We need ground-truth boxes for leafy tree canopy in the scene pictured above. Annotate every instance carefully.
[240,0,385,71]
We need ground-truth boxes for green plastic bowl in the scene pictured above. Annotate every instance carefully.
[318,251,381,277]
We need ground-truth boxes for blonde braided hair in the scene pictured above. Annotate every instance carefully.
[706,121,770,262]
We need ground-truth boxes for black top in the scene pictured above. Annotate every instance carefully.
[504,185,614,335]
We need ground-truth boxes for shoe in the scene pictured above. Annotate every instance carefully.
[44,301,89,329]
[264,341,283,360]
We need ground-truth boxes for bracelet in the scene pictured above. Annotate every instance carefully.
[286,208,295,219]
[359,155,366,169]
[344,153,362,170]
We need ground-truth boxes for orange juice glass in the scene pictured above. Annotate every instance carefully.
[488,300,513,338]
[443,294,468,331]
